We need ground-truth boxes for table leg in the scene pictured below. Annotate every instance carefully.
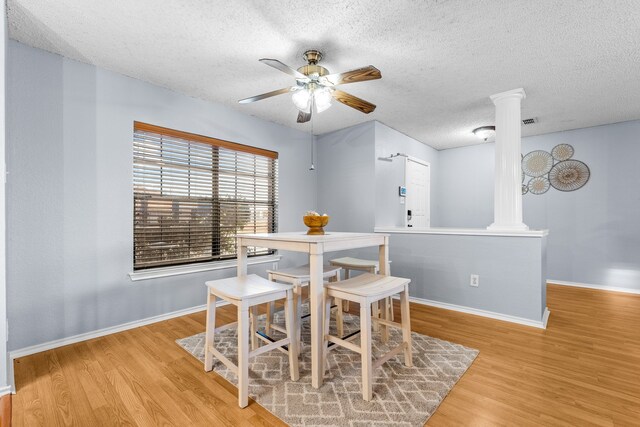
[309,243,324,388]
[376,237,390,334]
[237,237,248,277]
[378,235,390,276]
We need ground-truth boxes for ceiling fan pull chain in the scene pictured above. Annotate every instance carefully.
[309,100,315,171]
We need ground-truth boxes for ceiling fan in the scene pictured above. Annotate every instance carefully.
[238,49,381,123]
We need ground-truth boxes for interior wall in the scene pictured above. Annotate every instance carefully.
[6,40,316,351]
[0,0,8,393]
[316,122,376,232]
[374,122,440,227]
[437,120,640,292]
[387,233,547,324]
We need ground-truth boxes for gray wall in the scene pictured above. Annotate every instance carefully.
[388,233,547,323]
[6,41,316,351]
[375,122,440,227]
[0,1,8,390]
[317,120,441,231]
[437,120,640,292]
[316,121,376,233]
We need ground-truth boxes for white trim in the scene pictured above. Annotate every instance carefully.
[541,307,551,329]
[548,280,640,295]
[9,301,222,361]
[374,226,548,238]
[0,385,11,397]
[129,254,281,281]
[409,296,550,329]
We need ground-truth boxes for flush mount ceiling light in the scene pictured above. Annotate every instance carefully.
[472,126,496,141]
[239,50,381,123]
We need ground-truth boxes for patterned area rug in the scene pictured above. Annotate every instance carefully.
[176,305,478,426]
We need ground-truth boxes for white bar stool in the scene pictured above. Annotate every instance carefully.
[323,273,412,401]
[204,274,300,408]
[329,257,394,323]
[266,264,344,340]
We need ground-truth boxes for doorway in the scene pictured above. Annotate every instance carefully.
[404,157,430,228]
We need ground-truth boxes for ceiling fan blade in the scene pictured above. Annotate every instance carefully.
[332,89,376,114]
[260,58,308,80]
[238,87,294,104]
[320,65,381,86]
[297,110,311,123]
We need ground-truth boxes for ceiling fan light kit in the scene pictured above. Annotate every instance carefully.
[239,49,381,123]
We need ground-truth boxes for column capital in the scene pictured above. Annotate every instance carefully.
[490,88,526,104]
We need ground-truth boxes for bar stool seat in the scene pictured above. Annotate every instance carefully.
[329,257,380,272]
[323,273,412,401]
[266,264,344,340]
[329,257,394,323]
[204,274,299,408]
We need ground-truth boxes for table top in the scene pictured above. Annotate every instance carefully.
[236,231,388,243]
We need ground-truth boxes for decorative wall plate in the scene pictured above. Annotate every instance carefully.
[522,150,553,177]
[528,176,550,194]
[551,144,574,161]
[549,160,590,191]
[522,184,529,195]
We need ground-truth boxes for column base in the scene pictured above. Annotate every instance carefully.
[487,222,529,231]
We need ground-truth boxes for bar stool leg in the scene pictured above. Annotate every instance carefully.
[360,300,373,401]
[372,301,380,333]
[323,292,332,375]
[250,306,259,351]
[284,289,300,381]
[371,266,380,333]
[329,273,344,337]
[342,269,350,312]
[237,305,250,408]
[204,292,216,372]
[400,285,413,367]
[379,298,389,343]
[335,298,344,338]
[266,273,275,334]
[293,281,303,346]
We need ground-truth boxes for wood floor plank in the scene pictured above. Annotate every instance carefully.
[10,284,640,425]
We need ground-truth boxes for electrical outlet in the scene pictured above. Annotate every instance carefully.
[470,274,479,287]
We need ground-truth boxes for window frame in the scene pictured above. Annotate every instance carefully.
[132,122,278,271]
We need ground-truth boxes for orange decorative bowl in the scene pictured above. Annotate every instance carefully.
[303,215,330,235]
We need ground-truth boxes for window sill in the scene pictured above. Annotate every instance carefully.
[128,254,282,282]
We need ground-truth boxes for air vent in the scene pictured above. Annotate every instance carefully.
[522,117,538,125]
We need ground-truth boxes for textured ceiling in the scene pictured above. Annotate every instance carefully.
[7,0,640,149]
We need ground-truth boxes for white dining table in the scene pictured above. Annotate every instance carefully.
[236,231,390,388]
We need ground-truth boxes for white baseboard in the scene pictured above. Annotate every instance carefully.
[409,296,550,329]
[0,385,12,397]
[9,301,220,361]
[548,280,640,295]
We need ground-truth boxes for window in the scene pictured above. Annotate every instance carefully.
[133,122,278,270]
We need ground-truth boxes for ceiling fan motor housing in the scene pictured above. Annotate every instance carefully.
[303,49,322,64]
[297,64,329,79]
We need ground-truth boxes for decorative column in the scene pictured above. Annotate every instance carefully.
[487,88,529,231]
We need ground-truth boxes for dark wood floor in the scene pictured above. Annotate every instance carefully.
[11,284,640,426]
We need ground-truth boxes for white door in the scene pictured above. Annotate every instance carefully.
[405,157,430,228]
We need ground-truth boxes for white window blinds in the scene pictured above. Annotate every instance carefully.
[133,122,278,270]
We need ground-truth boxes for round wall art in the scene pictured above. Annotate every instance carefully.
[551,143,574,161]
[522,144,590,195]
[548,160,590,191]
[522,150,553,177]
[528,176,550,194]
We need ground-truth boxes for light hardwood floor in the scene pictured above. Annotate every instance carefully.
[12,284,640,426]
